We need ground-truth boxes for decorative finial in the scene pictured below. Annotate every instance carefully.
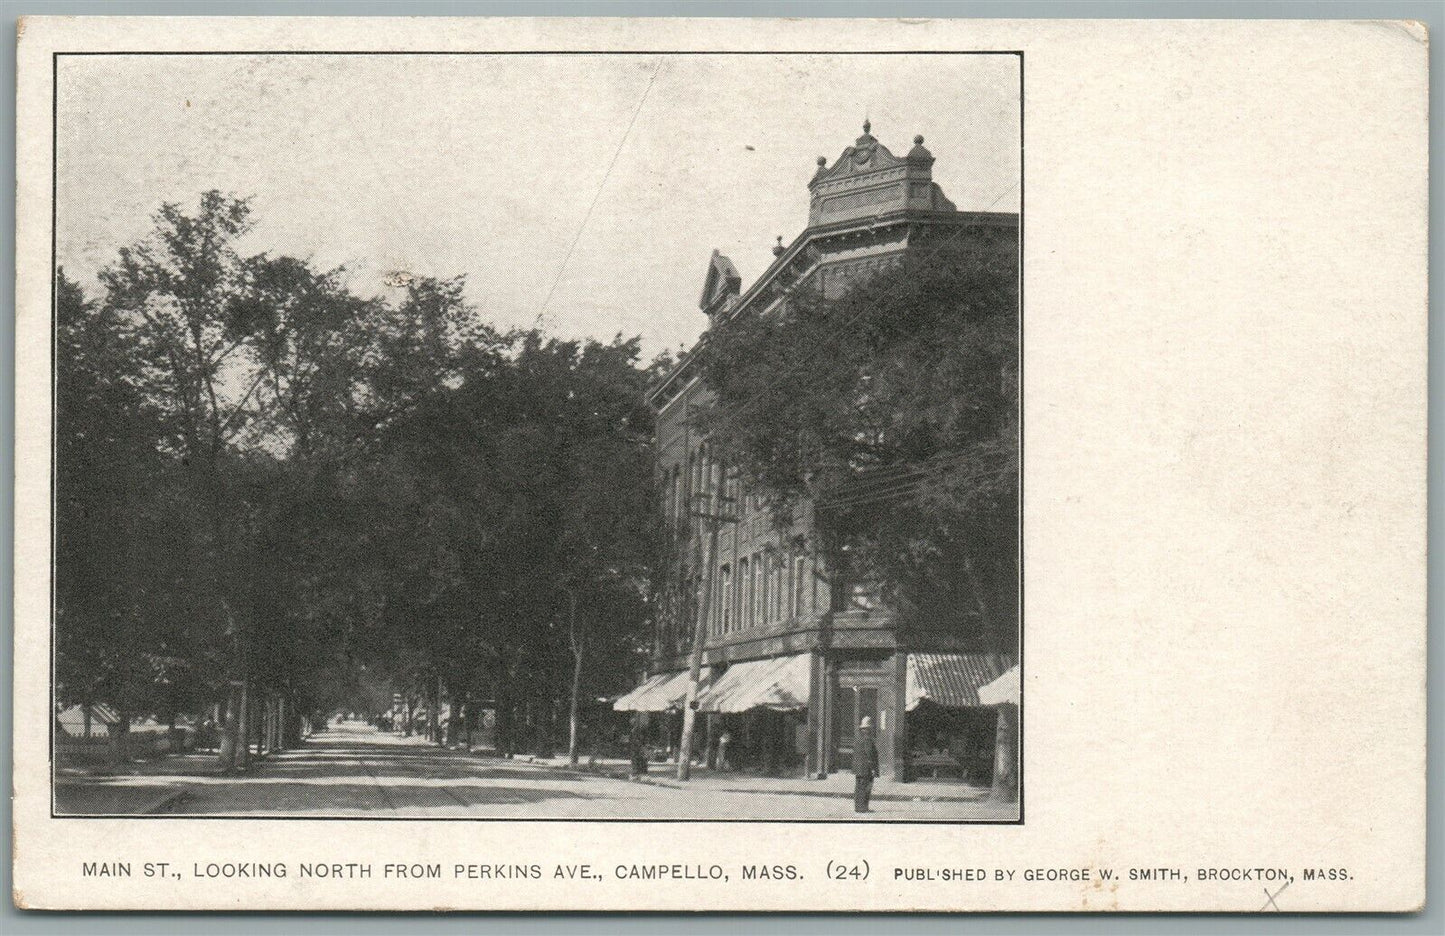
[816,155,827,166]
[914,134,924,145]
[772,236,785,257]
[862,118,871,135]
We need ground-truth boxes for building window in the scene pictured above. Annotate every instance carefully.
[745,554,757,629]
[785,551,795,619]
[792,555,805,618]
[737,558,749,631]
[807,556,818,612]
[719,564,731,634]
[757,554,768,629]
[774,560,786,624]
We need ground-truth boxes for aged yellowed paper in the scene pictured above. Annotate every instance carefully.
[12,16,1427,911]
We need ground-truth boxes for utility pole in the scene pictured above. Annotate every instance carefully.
[677,465,734,780]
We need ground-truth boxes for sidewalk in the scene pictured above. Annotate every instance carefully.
[511,752,996,803]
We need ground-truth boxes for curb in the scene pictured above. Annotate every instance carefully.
[518,757,988,803]
[633,778,985,804]
[463,747,996,806]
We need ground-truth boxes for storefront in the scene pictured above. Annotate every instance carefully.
[695,654,811,776]
[614,651,1016,783]
[901,652,1014,784]
[612,668,711,762]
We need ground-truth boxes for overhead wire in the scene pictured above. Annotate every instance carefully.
[535,57,663,328]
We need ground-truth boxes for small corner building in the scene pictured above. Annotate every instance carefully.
[620,122,1019,784]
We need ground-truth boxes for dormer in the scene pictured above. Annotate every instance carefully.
[807,121,956,228]
[698,249,742,324]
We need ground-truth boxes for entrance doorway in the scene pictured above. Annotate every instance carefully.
[831,683,878,771]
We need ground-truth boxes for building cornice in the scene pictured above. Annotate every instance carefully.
[646,207,1019,410]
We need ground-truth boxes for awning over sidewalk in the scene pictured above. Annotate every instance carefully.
[55,704,121,736]
[613,668,711,712]
[976,663,1020,707]
[905,653,1014,711]
[696,654,811,713]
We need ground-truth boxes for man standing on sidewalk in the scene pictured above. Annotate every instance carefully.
[853,717,880,813]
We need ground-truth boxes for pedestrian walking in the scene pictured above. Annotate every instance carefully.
[853,716,880,813]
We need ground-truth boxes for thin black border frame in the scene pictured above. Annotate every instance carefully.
[48,47,1024,825]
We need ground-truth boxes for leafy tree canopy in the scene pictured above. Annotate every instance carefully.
[696,232,1019,644]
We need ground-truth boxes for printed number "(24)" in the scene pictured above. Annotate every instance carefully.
[828,860,870,881]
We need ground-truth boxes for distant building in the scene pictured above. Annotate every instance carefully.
[616,123,1018,783]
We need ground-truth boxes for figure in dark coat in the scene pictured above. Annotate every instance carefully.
[852,716,880,813]
[628,731,648,779]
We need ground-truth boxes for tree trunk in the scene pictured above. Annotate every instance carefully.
[961,549,993,627]
[568,648,585,766]
[494,657,513,757]
[236,678,251,769]
[430,675,441,744]
[106,704,129,767]
[219,683,240,769]
[446,690,464,748]
[992,702,1018,803]
[567,591,585,767]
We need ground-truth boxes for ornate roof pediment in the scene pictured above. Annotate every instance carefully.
[806,124,952,228]
[810,123,907,186]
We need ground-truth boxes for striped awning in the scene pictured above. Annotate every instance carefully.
[613,668,710,712]
[697,655,811,713]
[89,704,121,724]
[977,663,1021,707]
[613,672,671,711]
[905,653,1014,711]
[55,704,121,735]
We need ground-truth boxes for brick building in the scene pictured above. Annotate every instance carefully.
[615,122,1019,783]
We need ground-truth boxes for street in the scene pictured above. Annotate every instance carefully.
[56,720,1015,821]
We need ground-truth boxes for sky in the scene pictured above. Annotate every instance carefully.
[57,53,1020,359]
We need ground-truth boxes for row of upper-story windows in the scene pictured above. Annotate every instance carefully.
[661,447,747,531]
[655,441,828,655]
[653,544,824,657]
[711,547,818,639]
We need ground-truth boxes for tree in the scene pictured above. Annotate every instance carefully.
[96,192,275,767]
[61,190,661,771]
[87,191,502,766]
[697,232,1019,645]
[55,268,182,759]
[546,337,658,764]
[351,331,658,759]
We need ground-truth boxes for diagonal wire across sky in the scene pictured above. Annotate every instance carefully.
[535,57,665,328]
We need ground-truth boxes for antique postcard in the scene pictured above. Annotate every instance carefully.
[11,16,1427,911]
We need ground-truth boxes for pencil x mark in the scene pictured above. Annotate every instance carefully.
[1260,880,1290,911]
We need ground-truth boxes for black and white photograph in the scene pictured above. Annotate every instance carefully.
[12,12,1431,915]
[49,50,1022,822]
